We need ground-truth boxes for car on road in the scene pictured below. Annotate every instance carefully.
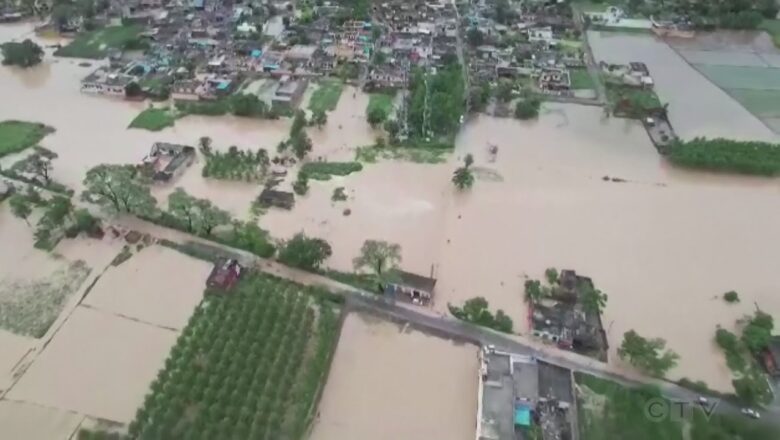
[741,408,761,419]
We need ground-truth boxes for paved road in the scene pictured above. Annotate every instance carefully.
[118,216,779,427]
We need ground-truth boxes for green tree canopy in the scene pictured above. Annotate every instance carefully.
[352,239,402,285]
[618,330,679,377]
[742,311,774,355]
[8,194,32,226]
[81,164,156,214]
[277,233,332,271]
[1,39,44,68]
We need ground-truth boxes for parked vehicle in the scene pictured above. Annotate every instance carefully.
[741,408,760,419]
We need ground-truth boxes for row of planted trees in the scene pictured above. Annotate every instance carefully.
[128,273,340,439]
[199,137,271,182]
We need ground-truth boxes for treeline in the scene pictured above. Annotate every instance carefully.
[666,137,780,176]
[176,94,288,119]
[200,141,270,182]
[406,60,465,142]
[448,297,513,333]
[623,0,777,30]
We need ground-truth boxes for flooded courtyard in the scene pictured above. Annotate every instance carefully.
[2,20,780,404]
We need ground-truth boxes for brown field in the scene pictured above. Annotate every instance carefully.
[309,313,479,440]
[0,400,83,440]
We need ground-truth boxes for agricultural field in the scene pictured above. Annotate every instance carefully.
[127,273,341,440]
[570,68,596,90]
[366,93,395,117]
[54,25,143,59]
[310,313,478,440]
[308,80,344,114]
[0,260,90,337]
[576,373,780,440]
[128,108,177,132]
[0,120,52,157]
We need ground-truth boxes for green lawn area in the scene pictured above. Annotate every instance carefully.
[0,120,53,158]
[570,68,596,90]
[355,145,449,164]
[366,92,395,116]
[760,19,780,49]
[55,25,143,59]
[308,80,344,113]
[577,373,780,440]
[128,108,176,131]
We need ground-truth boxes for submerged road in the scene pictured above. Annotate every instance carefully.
[116,216,779,427]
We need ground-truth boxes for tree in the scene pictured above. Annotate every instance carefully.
[39,195,73,227]
[452,154,475,190]
[723,290,740,303]
[1,39,43,68]
[311,110,327,128]
[367,106,388,127]
[81,164,156,214]
[11,147,58,183]
[290,131,313,160]
[494,310,513,333]
[124,82,142,98]
[742,311,774,355]
[383,119,400,141]
[466,27,484,47]
[515,98,541,119]
[618,330,679,377]
[290,110,307,136]
[231,94,267,117]
[581,286,608,314]
[196,199,230,235]
[496,79,514,103]
[168,188,200,232]
[524,279,544,304]
[199,136,213,155]
[293,171,309,195]
[8,194,32,226]
[545,268,558,285]
[352,239,402,286]
[277,233,332,270]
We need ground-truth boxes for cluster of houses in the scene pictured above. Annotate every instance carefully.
[463,0,586,98]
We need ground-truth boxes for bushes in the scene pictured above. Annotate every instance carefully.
[514,97,541,119]
[300,161,363,180]
[201,145,270,181]
[666,137,780,176]
[723,290,740,303]
[277,233,332,270]
[127,273,341,439]
[448,296,513,333]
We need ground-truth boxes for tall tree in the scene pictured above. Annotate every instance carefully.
[11,147,58,183]
[1,39,44,68]
[8,194,32,226]
[196,199,230,235]
[452,155,475,190]
[618,330,679,377]
[742,310,774,354]
[167,188,200,232]
[352,239,402,285]
[277,233,332,270]
[290,131,313,160]
[311,110,327,128]
[581,286,608,315]
[81,164,156,214]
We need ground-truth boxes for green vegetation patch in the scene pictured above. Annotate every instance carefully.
[761,19,780,48]
[366,93,395,117]
[576,373,780,440]
[0,120,53,158]
[128,108,177,132]
[127,272,341,439]
[308,80,344,113]
[606,83,662,118]
[175,99,230,116]
[695,64,780,91]
[666,137,780,176]
[355,146,449,164]
[0,261,90,338]
[570,68,596,90]
[55,25,143,59]
[300,161,363,180]
[201,146,270,182]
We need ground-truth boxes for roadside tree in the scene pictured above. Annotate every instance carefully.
[352,239,402,286]
[618,330,679,377]
[81,164,156,214]
[278,233,332,270]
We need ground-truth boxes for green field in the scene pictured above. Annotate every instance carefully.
[128,108,177,131]
[366,93,395,116]
[355,145,449,164]
[55,25,143,59]
[300,161,363,180]
[570,68,596,90]
[0,120,52,157]
[577,373,780,440]
[308,80,344,113]
[127,272,341,440]
[727,89,780,117]
[695,64,780,91]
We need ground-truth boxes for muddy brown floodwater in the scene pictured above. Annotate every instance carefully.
[2,22,780,394]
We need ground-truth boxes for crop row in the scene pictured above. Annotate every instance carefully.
[128,273,340,440]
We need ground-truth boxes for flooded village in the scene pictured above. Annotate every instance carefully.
[2,0,780,438]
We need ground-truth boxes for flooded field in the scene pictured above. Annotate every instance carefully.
[310,313,479,440]
[588,31,780,142]
[0,400,83,440]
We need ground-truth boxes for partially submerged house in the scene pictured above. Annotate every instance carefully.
[271,76,308,110]
[142,142,196,182]
[206,258,243,292]
[761,336,780,377]
[385,270,437,305]
[257,189,295,210]
[81,67,136,97]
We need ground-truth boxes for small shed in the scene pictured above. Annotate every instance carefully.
[257,189,295,210]
[206,259,242,292]
[762,336,780,377]
[386,270,436,305]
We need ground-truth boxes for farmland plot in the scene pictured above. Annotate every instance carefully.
[127,273,341,440]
